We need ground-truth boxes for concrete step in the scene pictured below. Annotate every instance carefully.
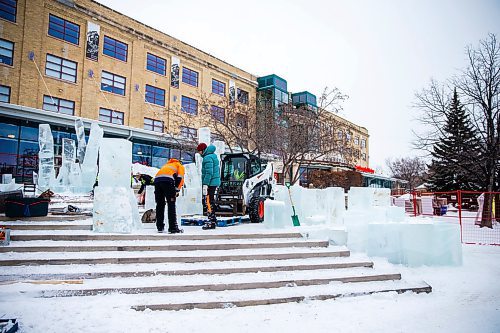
[0,240,328,253]
[0,223,92,231]
[0,260,374,281]
[37,272,403,297]
[0,255,371,279]
[132,281,432,311]
[0,247,350,266]
[0,215,88,221]
[9,231,304,242]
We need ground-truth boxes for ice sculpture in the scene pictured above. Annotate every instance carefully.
[213,140,226,163]
[264,200,287,228]
[80,122,103,192]
[198,127,211,144]
[37,124,56,191]
[98,138,132,187]
[55,138,76,188]
[93,138,140,233]
[93,186,141,233]
[75,118,87,163]
[145,185,155,210]
[177,162,203,216]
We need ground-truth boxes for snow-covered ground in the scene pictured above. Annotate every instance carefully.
[0,244,498,333]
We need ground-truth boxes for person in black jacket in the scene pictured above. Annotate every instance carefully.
[134,172,154,204]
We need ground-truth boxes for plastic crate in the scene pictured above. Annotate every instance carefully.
[5,198,49,217]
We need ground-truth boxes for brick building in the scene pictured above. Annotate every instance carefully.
[0,0,369,183]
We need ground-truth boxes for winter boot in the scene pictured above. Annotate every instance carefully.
[168,228,184,234]
[202,222,216,230]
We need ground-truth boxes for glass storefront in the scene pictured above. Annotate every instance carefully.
[0,116,195,184]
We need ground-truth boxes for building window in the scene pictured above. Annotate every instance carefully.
[354,136,359,145]
[42,95,75,115]
[235,113,248,128]
[0,85,10,102]
[144,117,163,133]
[180,126,197,140]
[48,14,80,45]
[237,88,249,105]
[362,152,367,161]
[346,132,351,141]
[99,108,124,125]
[212,79,225,96]
[361,138,366,148]
[0,0,17,22]
[211,105,225,123]
[146,53,166,76]
[182,67,198,87]
[103,36,128,62]
[0,38,14,66]
[181,95,198,115]
[45,54,77,83]
[337,130,343,139]
[101,71,126,95]
[145,84,165,107]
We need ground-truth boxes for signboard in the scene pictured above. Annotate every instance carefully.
[171,56,180,88]
[86,22,100,61]
[229,80,235,105]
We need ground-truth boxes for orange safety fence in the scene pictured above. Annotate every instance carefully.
[393,190,500,246]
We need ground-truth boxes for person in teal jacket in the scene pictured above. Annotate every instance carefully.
[197,143,221,230]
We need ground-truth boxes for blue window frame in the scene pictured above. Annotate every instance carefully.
[99,108,124,125]
[0,85,10,102]
[0,38,13,66]
[181,96,198,115]
[101,71,126,95]
[145,84,165,107]
[182,67,198,87]
[48,14,80,45]
[211,105,225,123]
[237,88,249,105]
[180,126,197,140]
[103,36,128,62]
[146,53,166,76]
[42,95,75,115]
[0,0,17,22]
[45,54,77,83]
[144,118,164,133]
[212,79,225,96]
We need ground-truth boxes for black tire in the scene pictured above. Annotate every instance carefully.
[249,196,265,223]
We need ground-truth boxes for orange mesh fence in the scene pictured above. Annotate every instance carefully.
[396,190,500,246]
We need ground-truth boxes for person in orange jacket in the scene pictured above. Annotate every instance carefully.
[154,158,185,233]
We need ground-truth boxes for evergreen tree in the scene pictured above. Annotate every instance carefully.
[427,89,480,191]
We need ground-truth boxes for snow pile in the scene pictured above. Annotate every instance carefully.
[131,163,159,178]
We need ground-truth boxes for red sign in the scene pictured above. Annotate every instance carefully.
[355,165,375,174]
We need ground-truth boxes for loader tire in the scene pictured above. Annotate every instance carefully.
[249,196,265,223]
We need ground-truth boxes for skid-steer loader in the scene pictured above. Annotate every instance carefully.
[214,153,275,223]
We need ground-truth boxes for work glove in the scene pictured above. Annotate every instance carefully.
[176,189,180,197]
[202,185,208,196]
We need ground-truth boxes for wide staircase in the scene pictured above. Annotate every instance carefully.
[0,217,431,311]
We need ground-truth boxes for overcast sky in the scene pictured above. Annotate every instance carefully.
[96,0,500,170]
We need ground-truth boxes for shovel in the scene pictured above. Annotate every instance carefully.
[285,183,300,226]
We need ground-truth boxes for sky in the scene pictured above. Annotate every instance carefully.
[95,0,500,171]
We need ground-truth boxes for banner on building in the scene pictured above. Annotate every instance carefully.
[86,22,100,61]
[171,56,180,88]
[229,80,236,106]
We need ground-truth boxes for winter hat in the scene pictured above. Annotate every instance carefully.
[196,143,207,152]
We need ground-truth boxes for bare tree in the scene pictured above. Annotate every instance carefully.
[414,33,500,227]
[386,156,427,190]
[197,87,351,185]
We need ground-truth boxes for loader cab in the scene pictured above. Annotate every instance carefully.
[216,153,264,217]
[220,153,263,183]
